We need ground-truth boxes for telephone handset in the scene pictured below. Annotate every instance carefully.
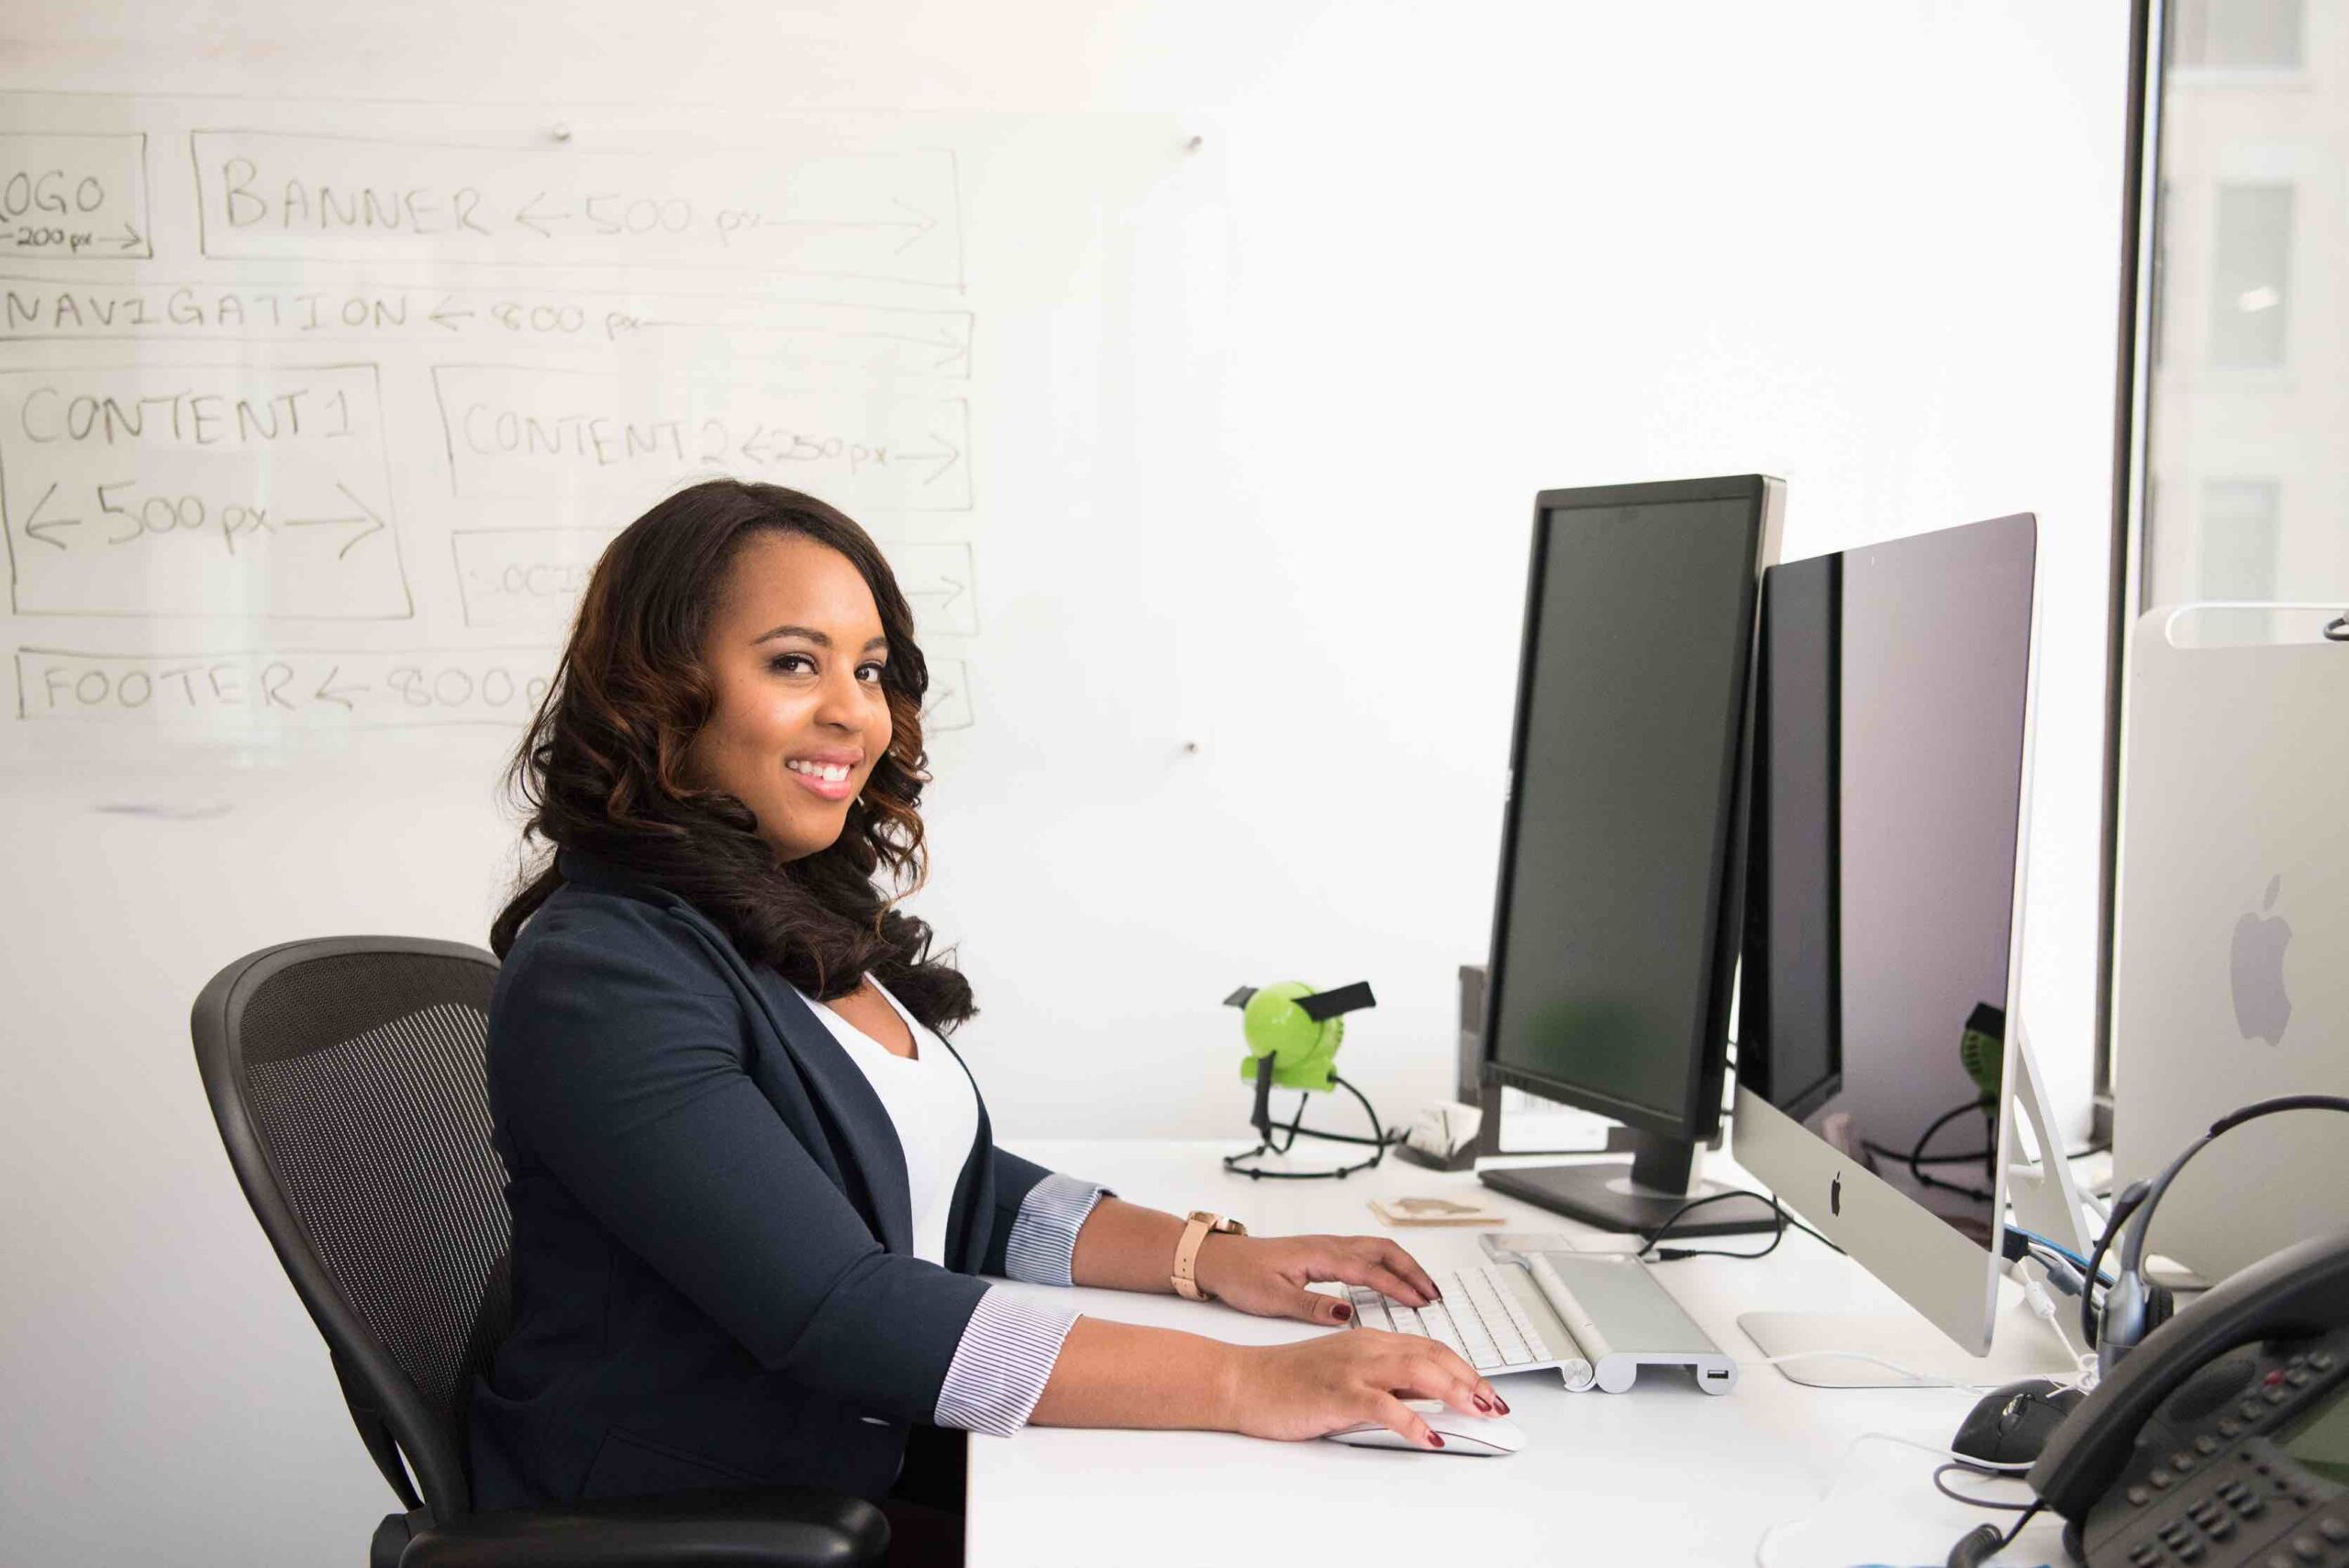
[2029,1228,2349,1566]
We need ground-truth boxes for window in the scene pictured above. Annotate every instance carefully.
[2171,0,2304,69]
[2206,183,2293,368]
[2195,479,2282,599]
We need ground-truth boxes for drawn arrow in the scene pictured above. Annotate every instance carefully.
[281,483,387,560]
[23,484,83,549]
[905,576,967,617]
[515,193,572,238]
[428,295,475,330]
[891,430,963,486]
[889,197,939,255]
[313,666,372,709]
[741,199,940,251]
[117,222,143,251]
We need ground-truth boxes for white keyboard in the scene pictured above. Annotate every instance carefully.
[1343,1262,1594,1387]
[1345,1251,1741,1396]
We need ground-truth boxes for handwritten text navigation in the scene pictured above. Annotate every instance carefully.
[0,276,974,380]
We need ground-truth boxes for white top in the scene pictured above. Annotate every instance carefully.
[791,978,981,1268]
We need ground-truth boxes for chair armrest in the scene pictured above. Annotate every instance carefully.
[396,1486,890,1567]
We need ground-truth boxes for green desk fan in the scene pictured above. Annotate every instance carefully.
[1219,980,1402,1180]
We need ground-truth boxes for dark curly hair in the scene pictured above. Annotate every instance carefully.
[489,478,975,1033]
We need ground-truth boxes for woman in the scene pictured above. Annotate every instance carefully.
[470,479,1500,1558]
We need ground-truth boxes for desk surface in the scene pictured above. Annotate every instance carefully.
[973,1140,2075,1568]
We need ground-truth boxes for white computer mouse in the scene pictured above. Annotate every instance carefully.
[1321,1398,1524,1457]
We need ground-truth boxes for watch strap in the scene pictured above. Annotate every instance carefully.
[1172,1210,1245,1300]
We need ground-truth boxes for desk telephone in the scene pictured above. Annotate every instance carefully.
[2031,1229,2349,1567]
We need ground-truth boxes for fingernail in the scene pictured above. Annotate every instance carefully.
[1474,1396,1492,1412]
[1428,1433,1445,1448]
[1496,1396,1510,1414]
[1333,1303,1352,1321]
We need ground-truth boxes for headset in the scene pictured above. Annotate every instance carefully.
[2086,1094,2349,1377]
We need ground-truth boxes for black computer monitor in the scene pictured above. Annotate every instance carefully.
[1476,475,1783,1234]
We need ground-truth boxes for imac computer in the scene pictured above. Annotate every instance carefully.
[2110,605,2349,1284]
[1731,512,2093,1386]
[1475,474,1784,1235]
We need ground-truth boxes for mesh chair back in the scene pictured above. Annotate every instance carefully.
[193,938,512,1518]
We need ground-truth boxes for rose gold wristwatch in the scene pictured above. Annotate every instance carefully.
[1171,1210,1246,1301]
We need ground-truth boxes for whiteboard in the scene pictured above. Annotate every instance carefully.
[0,95,1214,760]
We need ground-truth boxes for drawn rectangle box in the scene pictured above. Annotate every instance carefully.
[430,364,971,512]
[17,645,552,728]
[451,527,613,631]
[0,133,151,260]
[924,656,973,733]
[0,361,413,619]
[885,540,977,639]
[190,131,960,286]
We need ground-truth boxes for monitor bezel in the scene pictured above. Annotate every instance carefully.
[1478,473,1777,1144]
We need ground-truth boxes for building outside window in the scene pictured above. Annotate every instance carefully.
[2139,0,2342,609]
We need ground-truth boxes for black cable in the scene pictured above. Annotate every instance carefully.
[1932,1462,2037,1513]
[1636,1185,1848,1262]
[1945,1500,2048,1568]
[1635,1189,1778,1257]
[1653,1207,1787,1262]
[1861,1097,1997,1201]
[2080,1182,2147,1350]
[1778,1209,1845,1253]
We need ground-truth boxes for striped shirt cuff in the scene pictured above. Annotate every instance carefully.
[1000,1171,1112,1287]
[933,1287,1082,1437]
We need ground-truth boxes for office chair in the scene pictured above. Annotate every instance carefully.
[192,936,888,1568]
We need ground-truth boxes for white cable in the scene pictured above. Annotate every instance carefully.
[2009,1257,2102,1396]
[1752,1431,2038,1568]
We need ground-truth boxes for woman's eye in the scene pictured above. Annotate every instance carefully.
[767,652,815,675]
[857,662,887,684]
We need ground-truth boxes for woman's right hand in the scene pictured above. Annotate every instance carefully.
[1222,1329,1507,1449]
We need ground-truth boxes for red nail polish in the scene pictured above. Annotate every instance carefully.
[1428,1432,1445,1448]
[1496,1397,1510,1414]
[1333,1303,1352,1321]
[1474,1396,1491,1412]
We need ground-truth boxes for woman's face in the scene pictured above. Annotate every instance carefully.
[690,532,893,862]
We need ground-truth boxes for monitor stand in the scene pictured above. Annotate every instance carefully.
[1740,1287,2085,1389]
[1739,1024,2099,1387]
[1478,1129,1780,1237]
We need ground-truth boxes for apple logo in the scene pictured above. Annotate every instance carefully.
[2231,873,2294,1047]
[1830,1172,1842,1217]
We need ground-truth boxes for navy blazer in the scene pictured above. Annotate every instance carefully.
[469,849,1054,1508]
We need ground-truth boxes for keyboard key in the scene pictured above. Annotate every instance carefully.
[1417,1301,1473,1365]
[1460,1267,1533,1363]
[1434,1278,1505,1369]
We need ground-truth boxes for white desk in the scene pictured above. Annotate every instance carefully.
[972,1140,2076,1568]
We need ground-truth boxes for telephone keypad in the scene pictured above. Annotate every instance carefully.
[2090,1329,2349,1568]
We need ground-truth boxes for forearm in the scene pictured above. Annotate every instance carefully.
[1025,1316,1240,1430]
[1068,1195,1241,1296]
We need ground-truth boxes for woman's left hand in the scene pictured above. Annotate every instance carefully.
[1191,1232,1442,1326]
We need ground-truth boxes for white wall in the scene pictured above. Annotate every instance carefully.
[0,5,2129,1564]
